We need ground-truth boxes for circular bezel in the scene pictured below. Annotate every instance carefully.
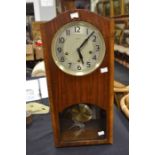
[51,21,106,76]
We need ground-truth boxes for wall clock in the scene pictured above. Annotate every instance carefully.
[41,9,114,147]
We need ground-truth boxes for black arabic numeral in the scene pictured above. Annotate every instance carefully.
[96,45,100,51]
[60,57,65,62]
[59,37,65,43]
[86,28,89,35]
[92,55,97,60]
[86,62,91,68]
[77,65,81,70]
[68,63,72,68]
[92,35,96,42]
[75,26,80,33]
[57,47,62,53]
[66,29,70,35]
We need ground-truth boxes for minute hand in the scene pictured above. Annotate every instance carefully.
[78,31,95,50]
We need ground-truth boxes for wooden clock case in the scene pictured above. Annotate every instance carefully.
[41,9,114,147]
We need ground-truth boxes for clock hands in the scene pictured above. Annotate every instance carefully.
[76,31,95,65]
[77,49,84,64]
[77,31,95,51]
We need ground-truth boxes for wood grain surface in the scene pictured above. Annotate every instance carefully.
[41,9,114,147]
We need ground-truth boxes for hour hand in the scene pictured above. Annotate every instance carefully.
[77,48,84,64]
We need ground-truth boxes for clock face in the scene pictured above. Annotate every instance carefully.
[51,21,106,76]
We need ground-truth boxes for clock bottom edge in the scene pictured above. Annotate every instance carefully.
[55,139,113,147]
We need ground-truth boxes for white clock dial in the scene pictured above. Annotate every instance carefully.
[51,21,106,76]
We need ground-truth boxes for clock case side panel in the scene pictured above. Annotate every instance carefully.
[106,19,114,144]
[41,23,60,146]
[95,14,114,145]
[41,10,114,147]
